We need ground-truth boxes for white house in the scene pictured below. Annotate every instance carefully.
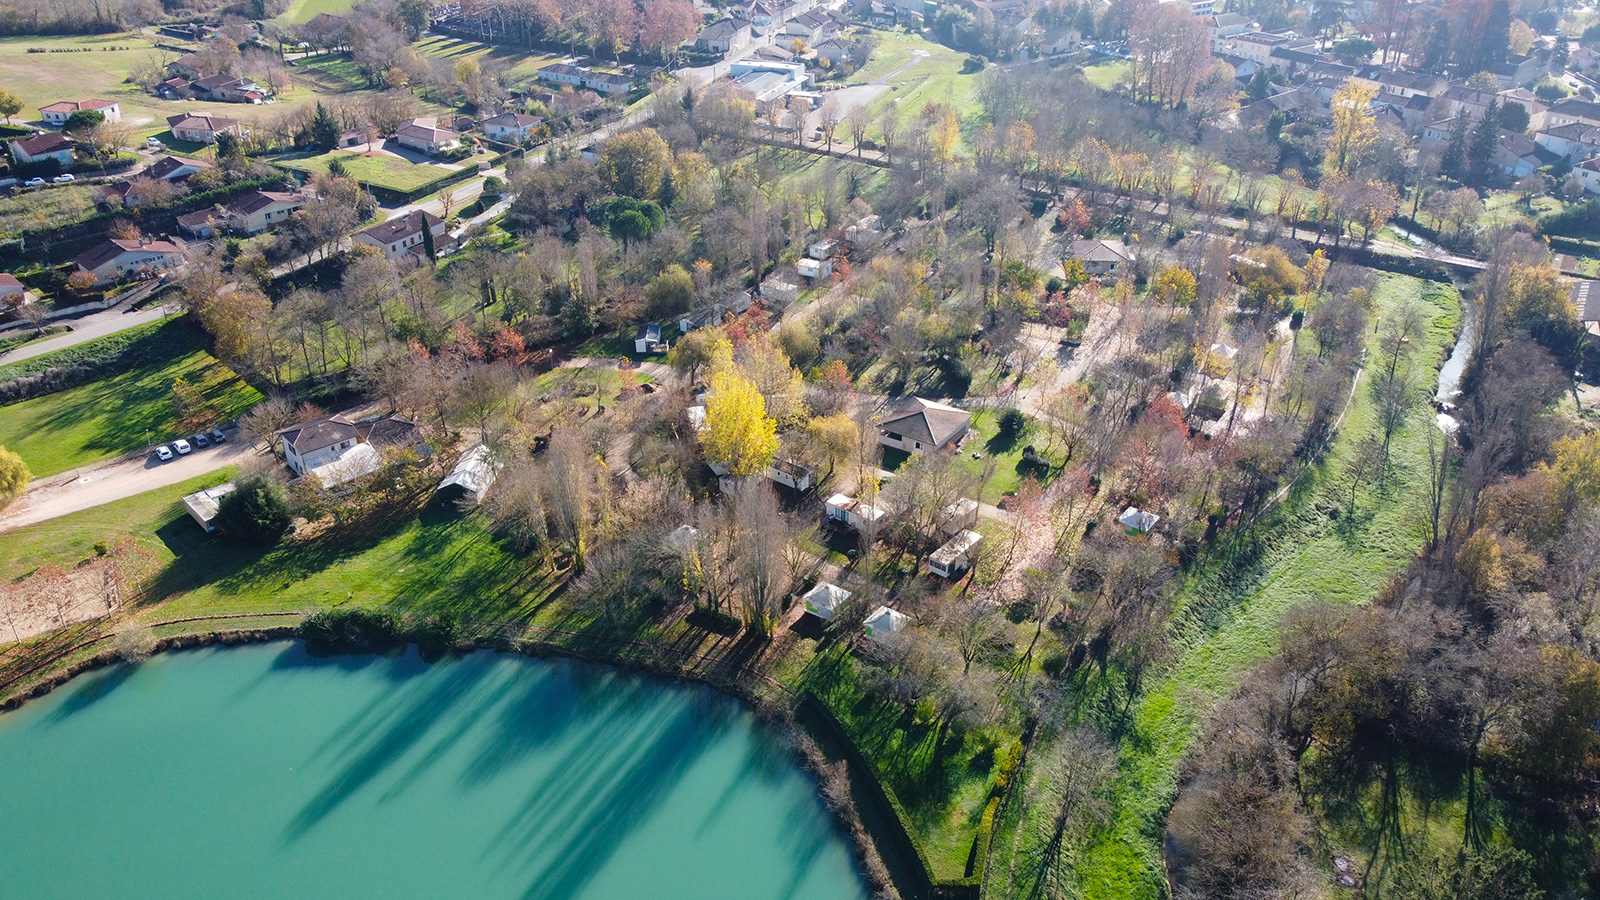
[183,482,237,532]
[8,132,74,168]
[796,257,832,281]
[697,17,754,55]
[74,238,185,285]
[864,605,910,641]
[801,582,851,620]
[39,98,120,126]
[396,117,461,155]
[825,492,886,530]
[353,210,455,261]
[482,110,543,142]
[436,444,499,506]
[1577,157,1600,194]
[278,413,363,477]
[879,398,972,454]
[635,322,663,353]
[765,458,816,492]
[1066,239,1133,276]
[928,529,981,578]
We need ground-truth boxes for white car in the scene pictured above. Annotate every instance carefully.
[23,177,45,187]
[52,174,75,183]
[145,137,163,149]
[173,438,192,455]
[154,445,174,461]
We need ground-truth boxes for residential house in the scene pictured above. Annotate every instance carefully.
[765,458,815,492]
[395,117,461,155]
[748,43,799,63]
[1490,50,1549,88]
[937,498,980,536]
[1223,31,1317,67]
[39,98,120,126]
[537,62,634,96]
[182,483,238,532]
[1268,45,1323,74]
[277,414,381,486]
[166,112,242,144]
[178,189,308,237]
[878,397,972,454]
[1355,68,1445,99]
[813,37,854,66]
[482,110,543,143]
[353,209,455,260]
[928,529,981,578]
[157,77,191,100]
[697,17,754,55]
[801,582,851,621]
[8,132,74,168]
[1041,26,1082,55]
[435,445,499,506]
[191,73,266,103]
[1066,238,1133,276]
[1543,96,1600,129]
[147,154,213,181]
[0,273,24,303]
[1494,130,1558,177]
[1535,122,1600,160]
[1206,12,1257,50]
[74,238,185,285]
[166,53,205,79]
[1569,279,1600,324]
[1577,156,1600,194]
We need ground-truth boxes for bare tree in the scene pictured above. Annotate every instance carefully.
[731,480,791,635]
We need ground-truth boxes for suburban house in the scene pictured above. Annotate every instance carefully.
[801,582,850,621]
[157,77,191,99]
[396,117,461,155]
[864,605,910,642]
[929,529,982,578]
[148,154,214,182]
[277,413,381,486]
[435,445,499,506]
[813,37,854,66]
[879,398,972,454]
[39,98,120,126]
[0,273,25,303]
[1493,131,1558,177]
[8,132,75,168]
[538,62,634,96]
[1569,279,1600,325]
[190,73,266,103]
[1066,239,1133,276]
[178,189,308,237]
[1578,157,1600,194]
[183,483,238,532]
[765,458,816,492]
[1535,122,1600,160]
[1040,26,1082,55]
[697,17,754,54]
[167,112,242,144]
[353,209,455,260]
[74,238,185,285]
[482,110,543,142]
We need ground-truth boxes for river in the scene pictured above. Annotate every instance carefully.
[0,642,869,900]
[1434,298,1478,434]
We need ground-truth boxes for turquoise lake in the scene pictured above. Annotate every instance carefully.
[0,641,869,900]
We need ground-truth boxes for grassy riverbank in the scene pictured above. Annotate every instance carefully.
[1077,274,1461,899]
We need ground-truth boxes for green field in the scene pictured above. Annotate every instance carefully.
[277,148,463,192]
[0,183,99,239]
[851,32,985,142]
[0,318,262,478]
[1081,60,1130,91]
[274,0,360,25]
[0,34,323,139]
[412,36,565,89]
[1077,274,1461,900]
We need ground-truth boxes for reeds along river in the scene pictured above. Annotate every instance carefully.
[0,641,868,900]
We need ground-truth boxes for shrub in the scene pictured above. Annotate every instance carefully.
[213,475,291,544]
[299,607,405,648]
[997,407,1026,439]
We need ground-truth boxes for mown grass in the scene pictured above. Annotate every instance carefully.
[1081,60,1129,91]
[0,318,261,477]
[852,32,985,145]
[277,149,461,192]
[274,0,360,25]
[1074,274,1461,900]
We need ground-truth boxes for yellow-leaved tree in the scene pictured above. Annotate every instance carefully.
[0,444,29,509]
[701,369,779,477]
[1325,79,1379,176]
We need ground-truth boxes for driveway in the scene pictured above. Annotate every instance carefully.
[0,304,176,366]
[0,429,254,533]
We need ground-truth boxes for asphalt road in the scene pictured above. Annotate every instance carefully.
[0,305,175,366]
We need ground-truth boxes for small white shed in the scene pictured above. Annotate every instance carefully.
[797,257,833,281]
[937,498,980,536]
[864,605,910,641]
[825,492,886,530]
[929,529,982,578]
[1119,506,1159,535]
[183,482,237,532]
[801,582,851,620]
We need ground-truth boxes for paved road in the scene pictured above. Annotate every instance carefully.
[0,430,254,533]
[0,304,176,366]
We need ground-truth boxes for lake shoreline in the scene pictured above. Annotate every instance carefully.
[1,625,905,900]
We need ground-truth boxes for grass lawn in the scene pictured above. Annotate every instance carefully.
[0,318,262,478]
[0,184,99,239]
[1480,189,1564,230]
[1082,60,1130,91]
[274,0,360,25]
[412,36,564,90]
[0,468,238,582]
[277,148,461,193]
[852,32,985,149]
[0,34,323,140]
[953,409,1039,505]
[1075,274,1461,900]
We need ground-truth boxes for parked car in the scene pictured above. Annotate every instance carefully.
[191,433,209,447]
[173,438,192,454]
[154,445,174,461]
[52,174,75,183]
[23,177,45,187]
[145,137,164,149]
[210,428,227,443]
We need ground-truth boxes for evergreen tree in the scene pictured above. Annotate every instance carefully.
[421,217,437,262]
[1467,100,1500,186]
[1441,107,1470,182]
[657,169,676,208]
[310,102,341,149]
[1473,0,1512,74]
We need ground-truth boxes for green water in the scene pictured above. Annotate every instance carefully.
[0,642,869,900]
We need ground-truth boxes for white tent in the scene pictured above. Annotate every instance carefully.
[864,605,910,641]
[801,582,852,620]
[668,524,701,553]
[1119,506,1159,535]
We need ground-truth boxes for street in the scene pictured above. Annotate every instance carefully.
[0,304,175,366]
